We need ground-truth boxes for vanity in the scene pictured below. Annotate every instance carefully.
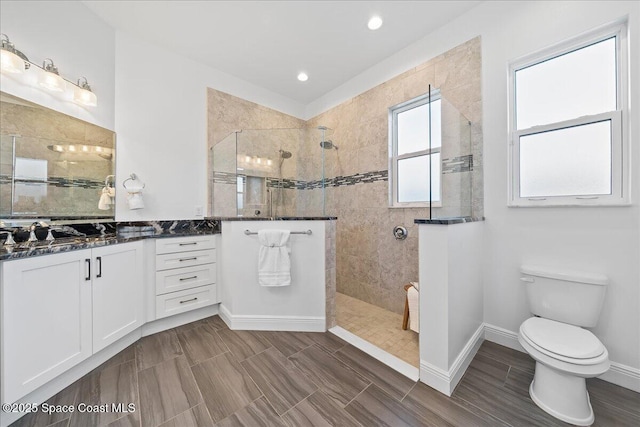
[0,223,222,426]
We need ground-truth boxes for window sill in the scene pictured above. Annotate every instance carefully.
[507,198,631,208]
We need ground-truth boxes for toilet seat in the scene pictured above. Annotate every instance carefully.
[520,317,609,367]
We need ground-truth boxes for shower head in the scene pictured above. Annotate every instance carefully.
[279,149,292,159]
[320,140,337,150]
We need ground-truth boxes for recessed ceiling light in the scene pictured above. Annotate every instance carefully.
[297,72,308,82]
[368,16,383,30]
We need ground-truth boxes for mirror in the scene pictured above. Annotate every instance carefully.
[0,92,115,222]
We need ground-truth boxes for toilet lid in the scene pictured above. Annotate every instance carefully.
[521,317,605,360]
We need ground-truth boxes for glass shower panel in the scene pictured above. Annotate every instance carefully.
[210,127,329,218]
[434,94,473,218]
[211,131,238,217]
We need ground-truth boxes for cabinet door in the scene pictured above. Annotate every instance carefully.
[1,250,92,403]
[92,241,144,353]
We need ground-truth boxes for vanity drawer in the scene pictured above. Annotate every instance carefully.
[155,285,217,319]
[155,236,215,255]
[156,263,216,295]
[156,249,216,271]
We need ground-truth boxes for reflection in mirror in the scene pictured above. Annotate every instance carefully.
[0,92,115,220]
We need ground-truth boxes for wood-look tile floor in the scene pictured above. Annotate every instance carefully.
[12,315,639,427]
[336,292,419,366]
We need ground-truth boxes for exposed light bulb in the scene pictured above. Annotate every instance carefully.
[368,16,383,30]
[297,72,308,82]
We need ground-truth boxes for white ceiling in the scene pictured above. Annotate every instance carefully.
[83,1,481,104]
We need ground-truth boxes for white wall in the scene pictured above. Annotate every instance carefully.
[219,221,326,331]
[113,31,305,221]
[0,1,115,130]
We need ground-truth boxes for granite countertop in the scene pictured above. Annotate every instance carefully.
[414,216,484,225]
[1,217,337,261]
[0,220,220,261]
[210,216,338,221]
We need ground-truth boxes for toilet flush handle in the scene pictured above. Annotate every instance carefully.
[520,277,535,283]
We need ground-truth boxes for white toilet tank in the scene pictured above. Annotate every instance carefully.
[521,265,608,328]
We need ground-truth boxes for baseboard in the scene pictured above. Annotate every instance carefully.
[599,362,640,392]
[219,304,324,332]
[419,323,485,396]
[141,304,219,336]
[483,322,640,393]
[329,326,419,381]
[483,322,524,352]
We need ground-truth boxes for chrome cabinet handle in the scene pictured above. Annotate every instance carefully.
[179,257,197,262]
[96,256,102,278]
[179,297,198,304]
[179,242,197,246]
[85,259,91,281]
[179,276,198,281]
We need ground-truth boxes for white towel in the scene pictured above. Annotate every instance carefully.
[408,285,419,333]
[258,230,291,287]
[98,188,111,210]
[127,191,144,210]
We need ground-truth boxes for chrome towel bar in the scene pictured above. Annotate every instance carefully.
[244,229,312,235]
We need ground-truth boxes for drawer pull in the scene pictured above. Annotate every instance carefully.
[179,297,198,304]
[179,257,198,262]
[179,242,198,246]
[179,276,198,281]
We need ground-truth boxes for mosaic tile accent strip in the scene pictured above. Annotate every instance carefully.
[442,155,473,174]
[0,175,105,189]
[214,170,389,190]
[212,171,238,185]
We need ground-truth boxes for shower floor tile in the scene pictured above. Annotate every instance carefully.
[336,292,419,367]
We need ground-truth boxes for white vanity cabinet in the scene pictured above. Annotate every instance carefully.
[154,235,218,319]
[0,241,144,404]
[92,242,144,352]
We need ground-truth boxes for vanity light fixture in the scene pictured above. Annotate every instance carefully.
[297,72,308,82]
[38,58,65,92]
[0,34,98,107]
[368,16,383,30]
[73,77,97,106]
[0,34,30,74]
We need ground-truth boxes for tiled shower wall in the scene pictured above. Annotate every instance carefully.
[207,88,305,218]
[208,37,482,315]
[305,37,483,314]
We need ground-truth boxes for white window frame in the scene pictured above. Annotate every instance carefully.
[389,91,442,208]
[508,21,629,207]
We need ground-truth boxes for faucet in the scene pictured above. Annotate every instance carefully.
[0,230,15,246]
[27,221,49,242]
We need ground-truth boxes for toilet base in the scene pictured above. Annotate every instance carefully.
[529,362,594,426]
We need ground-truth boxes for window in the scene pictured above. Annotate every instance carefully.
[509,23,628,206]
[389,91,441,207]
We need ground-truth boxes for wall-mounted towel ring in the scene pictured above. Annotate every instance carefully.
[123,173,145,210]
[123,173,145,190]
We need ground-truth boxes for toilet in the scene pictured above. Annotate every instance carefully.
[518,265,610,426]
